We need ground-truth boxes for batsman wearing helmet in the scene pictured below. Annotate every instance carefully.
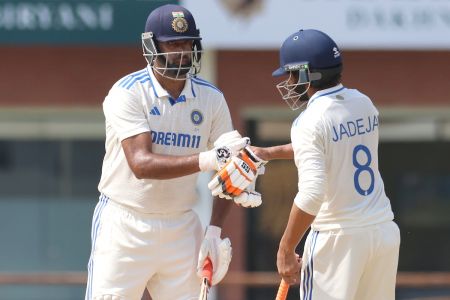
[243,29,401,299]
[85,4,259,300]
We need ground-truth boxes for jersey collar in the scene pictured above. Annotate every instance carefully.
[146,65,196,105]
[307,83,345,107]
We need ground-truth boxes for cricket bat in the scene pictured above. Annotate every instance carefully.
[275,279,289,300]
[198,257,213,300]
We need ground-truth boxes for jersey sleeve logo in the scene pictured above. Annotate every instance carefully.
[191,110,203,125]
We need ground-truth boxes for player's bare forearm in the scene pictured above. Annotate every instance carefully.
[122,132,200,179]
[250,144,293,161]
[279,204,315,252]
[128,149,200,180]
[277,204,315,285]
[209,196,233,228]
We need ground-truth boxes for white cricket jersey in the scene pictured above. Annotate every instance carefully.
[292,84,394,231]
[98,66,233,213]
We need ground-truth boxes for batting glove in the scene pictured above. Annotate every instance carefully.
[233,168,264,207]
[197,225,232,286]
[234,189,262,208]
[208,147,267,198]
[199,130,250,172]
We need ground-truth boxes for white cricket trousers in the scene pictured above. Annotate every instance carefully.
[85,195,203,300]
[300,221,400,300]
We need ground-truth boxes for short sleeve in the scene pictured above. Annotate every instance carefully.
[208,94,233,149]
[103,88,150,141]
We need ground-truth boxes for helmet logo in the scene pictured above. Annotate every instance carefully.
[172,11,185,18]
[172,14,189,33]
[333,47,341,58]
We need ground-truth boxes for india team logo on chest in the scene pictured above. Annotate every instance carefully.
[191,110,203,125]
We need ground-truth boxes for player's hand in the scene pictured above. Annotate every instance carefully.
[199,130,250,172]
[197,225,232,286]
[208,147,267,198]
[247,145,270,161]
[277,248,301,285]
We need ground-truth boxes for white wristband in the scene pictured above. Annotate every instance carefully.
[205,225,222,239]
[199,150,215,172]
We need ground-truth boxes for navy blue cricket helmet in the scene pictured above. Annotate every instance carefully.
[273,29,342,80]
[145,4,202,42]
[141,4,203,79]
[273,29,343,110]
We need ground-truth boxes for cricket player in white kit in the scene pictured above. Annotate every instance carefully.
[85,4,261,300]
[247,29,401,299]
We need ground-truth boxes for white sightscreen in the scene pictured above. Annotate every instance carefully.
[182,0,450,50]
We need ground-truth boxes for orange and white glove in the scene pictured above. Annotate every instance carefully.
[199,130,250,172]
[233,170,263,208]
[208,147,267,199]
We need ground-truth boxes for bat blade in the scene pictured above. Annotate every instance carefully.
[275,279,289,300]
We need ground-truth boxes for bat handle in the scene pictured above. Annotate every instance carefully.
[202,257,213,287]
[275,279,289,300]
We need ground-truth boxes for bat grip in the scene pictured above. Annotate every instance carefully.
[202,257,213,286]
[275,279,289,300]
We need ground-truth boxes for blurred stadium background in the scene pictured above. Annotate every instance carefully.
[0,0,450,299]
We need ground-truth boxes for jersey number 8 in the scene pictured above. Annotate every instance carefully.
[352,144,374,196]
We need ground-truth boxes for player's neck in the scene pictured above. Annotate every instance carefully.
[307,86,319,98]
[154,71,186,99]
[307,82,341,98]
